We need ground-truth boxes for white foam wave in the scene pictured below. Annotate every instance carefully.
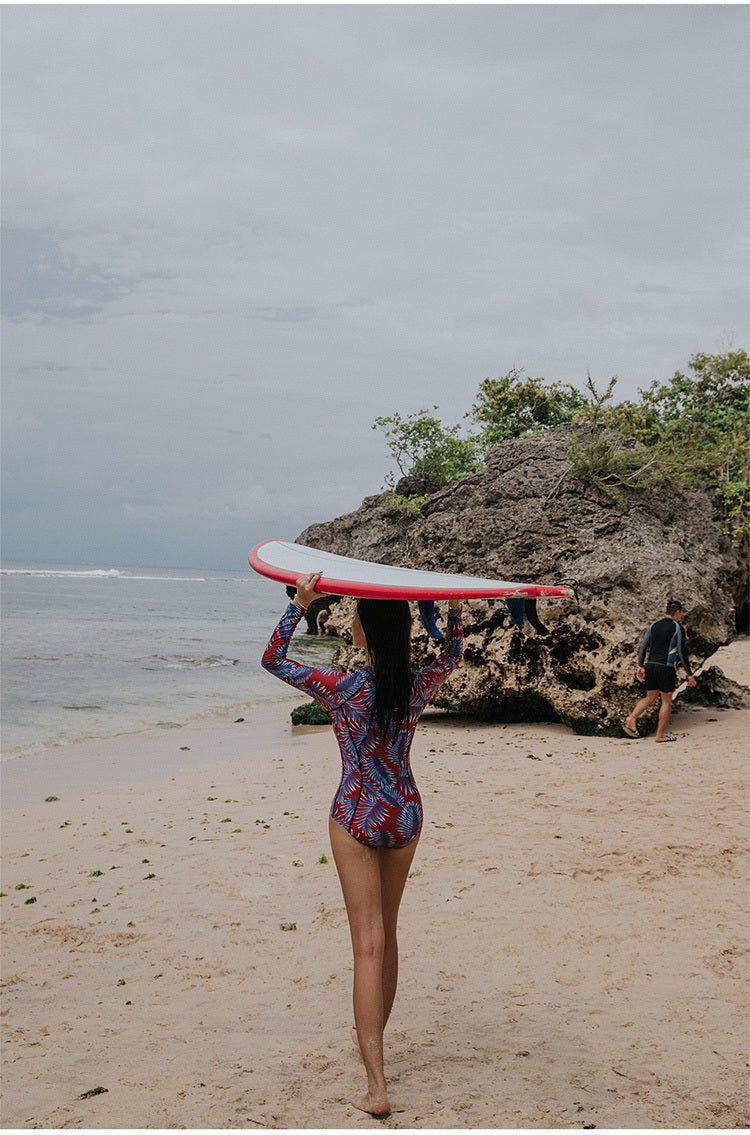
[143,655,239,671]
[2,568,122,577]
[1,568,205,582]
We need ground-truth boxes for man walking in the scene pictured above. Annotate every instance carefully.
[624,600,697,742]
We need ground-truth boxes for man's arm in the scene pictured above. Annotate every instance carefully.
[636,624,652,680]
[671,624,697,686]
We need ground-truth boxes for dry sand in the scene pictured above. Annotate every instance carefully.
[1,642,748,1130]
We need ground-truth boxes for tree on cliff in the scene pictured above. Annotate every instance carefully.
[371,407,481,490]
[471,367,586,445]
[373,350,749,545]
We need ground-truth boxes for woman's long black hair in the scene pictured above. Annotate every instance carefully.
[357,598,413,738]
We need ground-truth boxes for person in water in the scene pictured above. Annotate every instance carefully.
[315,606,334,636]
[262,572,463,1118]
[624,599,696,742]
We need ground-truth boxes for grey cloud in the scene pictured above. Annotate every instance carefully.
[1,4,747,568]
[1,227,127,319]
[245,306,327,325]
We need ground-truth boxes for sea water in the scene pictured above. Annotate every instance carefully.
[0,564,339,760]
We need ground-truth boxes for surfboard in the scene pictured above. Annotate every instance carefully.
[249,540,576,602]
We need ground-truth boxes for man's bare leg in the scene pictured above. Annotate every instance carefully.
[654,692,674,741]
[626,690,659,735]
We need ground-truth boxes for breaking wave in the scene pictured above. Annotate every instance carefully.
[1,568,206,582]
[143,655,240,671]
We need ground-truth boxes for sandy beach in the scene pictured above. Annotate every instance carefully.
[1,642,748,1130]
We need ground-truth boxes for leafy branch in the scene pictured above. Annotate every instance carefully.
[563,374,662,506]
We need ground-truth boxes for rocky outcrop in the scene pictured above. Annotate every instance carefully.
[296,425,745,734]
[678,665,750,711]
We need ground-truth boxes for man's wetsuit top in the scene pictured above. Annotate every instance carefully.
[637,616,693,676]
[262,602,463,848]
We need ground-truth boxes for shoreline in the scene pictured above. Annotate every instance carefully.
[0,695,305,812]
[2,676,748,1128]
[3,635,747,813]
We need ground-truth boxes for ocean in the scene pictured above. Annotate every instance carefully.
[0,563,340,761]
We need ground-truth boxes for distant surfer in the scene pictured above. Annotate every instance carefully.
[262,572,463,1118]
[315,606,334,636]
[623,599,696,742]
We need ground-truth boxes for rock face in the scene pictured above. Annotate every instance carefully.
[679,666,750,711]
[297,425,745,734]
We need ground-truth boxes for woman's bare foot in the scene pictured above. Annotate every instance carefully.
[352,1091,391,1118]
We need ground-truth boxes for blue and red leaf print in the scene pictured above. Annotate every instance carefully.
[263,602,462,848]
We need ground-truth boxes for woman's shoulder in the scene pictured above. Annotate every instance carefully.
[335,665,374,688]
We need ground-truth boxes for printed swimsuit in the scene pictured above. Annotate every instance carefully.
[262,602,463,848]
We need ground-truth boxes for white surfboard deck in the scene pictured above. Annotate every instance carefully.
[249,540,575,602]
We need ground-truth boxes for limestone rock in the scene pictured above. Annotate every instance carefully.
[296,425,744,734]
[678,666,750,711]
[394,471,439,497]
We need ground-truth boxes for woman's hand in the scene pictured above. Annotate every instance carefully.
[448,599,462,610]
[294,572,325,610]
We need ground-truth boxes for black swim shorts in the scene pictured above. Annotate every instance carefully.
[644,663,677,693]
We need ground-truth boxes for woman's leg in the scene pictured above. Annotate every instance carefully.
[380,835,419,1027]
[329,817,418,1116]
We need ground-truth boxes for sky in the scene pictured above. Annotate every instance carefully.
[2,3,748,570]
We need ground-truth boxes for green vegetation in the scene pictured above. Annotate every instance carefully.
[290,701,332,726]
[392,491,429,516]
[472,367,586,445]
[372,407,481,489]
[372,350,749,544]
[600,350,749,544]
[563,374,661,507]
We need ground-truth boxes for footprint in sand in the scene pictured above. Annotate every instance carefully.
[612,1066,661,1086]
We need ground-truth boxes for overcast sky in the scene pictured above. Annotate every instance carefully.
[2,4,748,570]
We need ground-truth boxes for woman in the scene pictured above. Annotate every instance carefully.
[262,572,463,1118]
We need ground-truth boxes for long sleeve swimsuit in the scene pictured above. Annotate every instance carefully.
[637,616,693,676]
[262,602,463,848]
